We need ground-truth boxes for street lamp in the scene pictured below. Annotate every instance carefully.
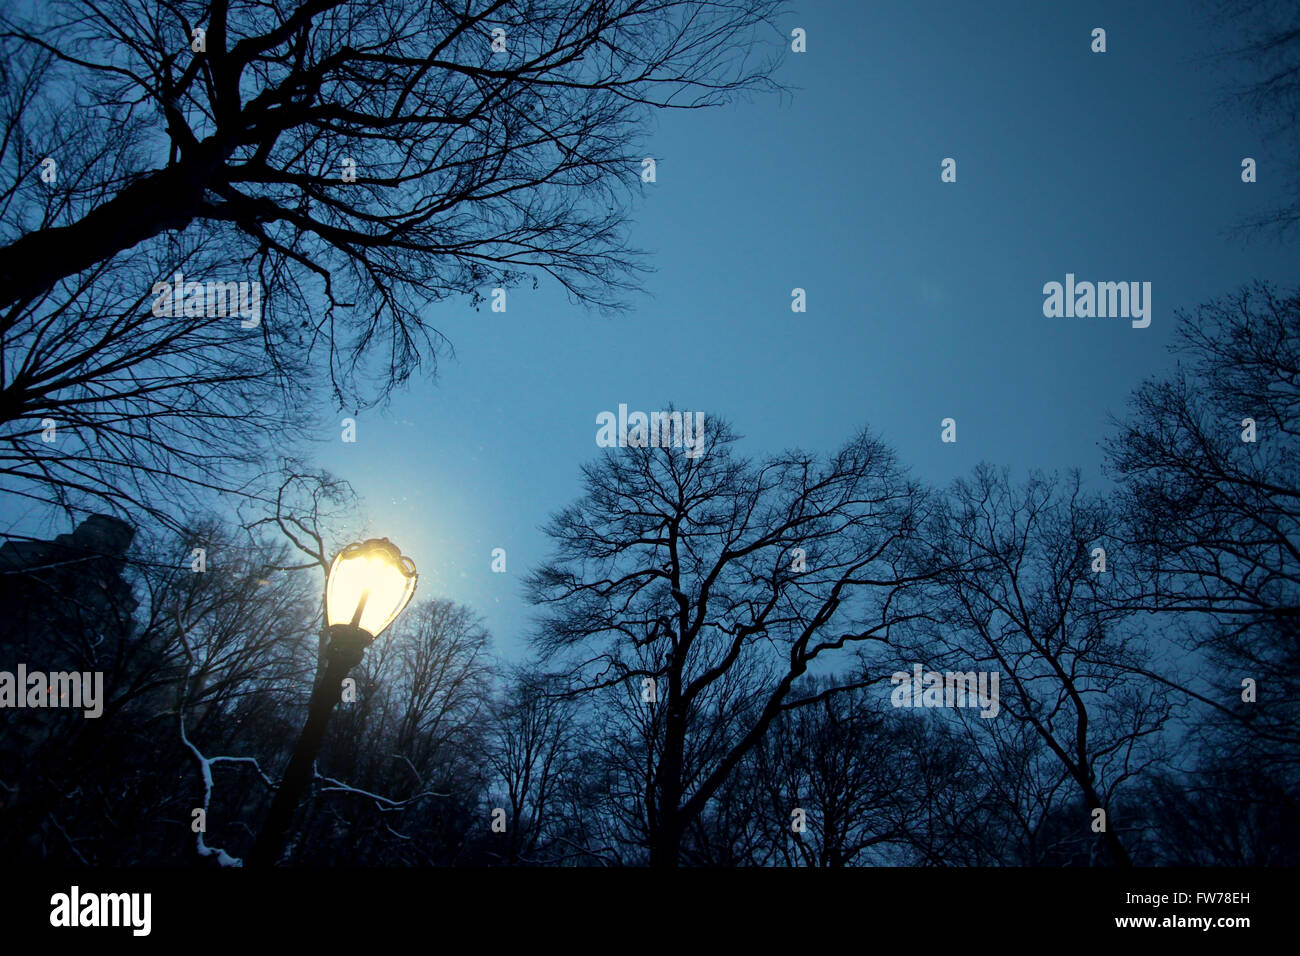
[325,538,419,639]
[249,539,417,867]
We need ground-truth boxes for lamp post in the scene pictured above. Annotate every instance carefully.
[249,538,417,867]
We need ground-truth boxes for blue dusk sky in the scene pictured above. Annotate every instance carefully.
[313,0,1295,659]
[8,1,1295,661]
[315,0,1297,659]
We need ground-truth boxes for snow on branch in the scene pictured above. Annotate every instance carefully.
[178,712,252,867]
[314,772,448,813]
[175,630,274,868]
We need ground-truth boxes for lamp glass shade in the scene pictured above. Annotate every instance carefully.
[325,539,417,638]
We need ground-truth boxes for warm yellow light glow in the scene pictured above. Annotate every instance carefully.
[325,539,417,639]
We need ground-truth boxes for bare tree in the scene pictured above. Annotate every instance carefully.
[1105,281,1299,766]
[903,466,1172,867]
[715,680,925,866]
[525,414,935,866]
[0,515,322,863]
[485,667,579,864]
[1207,0,1300,237]
[1133,755,1299,865]
[0,236,308,528]
[0,0,785,406]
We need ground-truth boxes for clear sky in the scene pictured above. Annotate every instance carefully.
[6,1,1293,661]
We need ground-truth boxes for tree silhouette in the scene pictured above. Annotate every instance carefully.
[900,466,1172,867]
[525,416,936,866]
[1106,280,1299,829]
[0,236,307,528]
[0,0,784,406]
[1211,0,1300,237]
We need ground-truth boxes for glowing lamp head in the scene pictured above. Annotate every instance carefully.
[325,538,417,640]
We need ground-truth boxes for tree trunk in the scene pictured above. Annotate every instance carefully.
[650,700,686,868]
[1081,779,1132,867]
[0,150,225,313]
